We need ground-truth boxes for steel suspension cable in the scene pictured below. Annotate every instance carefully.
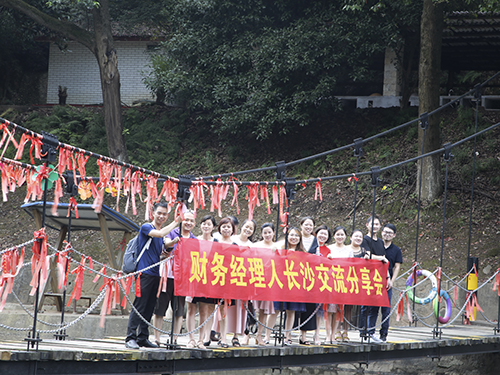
[196,72,500,180]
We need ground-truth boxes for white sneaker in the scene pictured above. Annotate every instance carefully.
[369,334,383,343]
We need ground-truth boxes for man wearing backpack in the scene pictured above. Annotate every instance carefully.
[125,202,180,349]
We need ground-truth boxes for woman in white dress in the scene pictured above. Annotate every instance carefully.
[213,217,238,348]
[272,227,307,345]
[227,219,256,346]
[247,222,277,345]
[327,226,353,342]
[185,215,218,348]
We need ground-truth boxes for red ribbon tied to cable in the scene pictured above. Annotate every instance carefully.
[189,180,207,215]
[396,291,404,321]
[144,174,159,220]
[493,268,500,296]
[348,173,359,183]
[98,270,122,327]
[231,181,240,214]
[56,243,72,290]
[279,186,289,232]
[210,179,224,217]
[246,182,260,221]
[260,184,271,214]
[314,179,322,201]
[122,275,134,308]
[272,185,279,204]
[0,246,25,311]
[67,196,79,219]
[14,133,30,161]
[67,256,93,307]
[29,228,49,296]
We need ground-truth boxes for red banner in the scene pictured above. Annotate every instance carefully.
[174,238,389,307]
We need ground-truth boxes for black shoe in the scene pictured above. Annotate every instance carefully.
[379,335,387,342]
[138,339,159,348]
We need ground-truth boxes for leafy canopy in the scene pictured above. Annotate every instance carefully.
[146,0,414,140]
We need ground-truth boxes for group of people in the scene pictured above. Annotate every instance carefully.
[124,201,403,349]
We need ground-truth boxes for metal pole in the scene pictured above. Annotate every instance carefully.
[413,114,428,327]
[434,144,453,339]
[55,207,72,340]
[278,199,291,347]
[26,163,49,350]
[352,138,363,232]
[167,220,182,350]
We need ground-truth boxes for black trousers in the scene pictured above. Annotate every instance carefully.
[296,303,318,331]
[126,274,160,342]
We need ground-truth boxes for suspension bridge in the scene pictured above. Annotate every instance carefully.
[1,73,500,374]
[0,319,499,374]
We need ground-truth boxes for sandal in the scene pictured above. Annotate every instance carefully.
[186,339,196,348]
[256,337,267,346]
[240,335,249,345]
[217,340,229,348]
[232,337,241,347]
[341,331,350,342]
[335,332,343,342]
[299,338,310,345]
[196,341,207,349]
[210,330,221,342]
[284,339,293,346]
[313,335,321,345]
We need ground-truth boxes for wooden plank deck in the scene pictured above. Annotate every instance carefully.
[0,324,499,375]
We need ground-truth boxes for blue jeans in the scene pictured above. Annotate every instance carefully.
[367,288,393,337]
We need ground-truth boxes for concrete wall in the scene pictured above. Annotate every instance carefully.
[383,48,402,97]
[46,41,156,106]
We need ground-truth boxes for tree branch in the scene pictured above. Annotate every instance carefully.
[0,0,95,51]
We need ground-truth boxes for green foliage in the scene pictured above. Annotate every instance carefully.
[122,107,190,174]
[451,142,500,183]
[0,6,49,105]
[478,157,500,174]
[146,0,421,141]
[22,106,107,174]
[46,0,99,20]
[452,107,483,135]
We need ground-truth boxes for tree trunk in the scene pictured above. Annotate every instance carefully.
[417,0,444,202]
[399,33,419,110]
[0,0,128,162]
[93,1,128,163]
